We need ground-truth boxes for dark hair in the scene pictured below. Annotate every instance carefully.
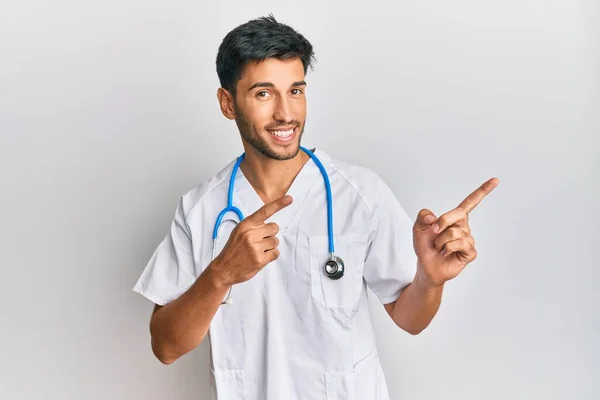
[216,14,316,99]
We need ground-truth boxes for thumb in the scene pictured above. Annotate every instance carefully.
[414,209,438,232]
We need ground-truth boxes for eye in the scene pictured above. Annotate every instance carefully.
[291,88,304,95]
[256,91,271,98]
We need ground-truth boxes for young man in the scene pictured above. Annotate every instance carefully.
[133,14,498,400]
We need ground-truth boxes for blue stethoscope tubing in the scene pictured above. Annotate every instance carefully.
[212,146,342,305]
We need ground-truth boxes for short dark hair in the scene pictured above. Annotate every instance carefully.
[216,14,316,99]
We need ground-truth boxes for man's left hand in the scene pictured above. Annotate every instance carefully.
[412,177,500,288]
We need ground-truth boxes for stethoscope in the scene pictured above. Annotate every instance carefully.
[212,146,344,305]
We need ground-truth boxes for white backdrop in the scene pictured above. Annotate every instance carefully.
[1,1,598,399]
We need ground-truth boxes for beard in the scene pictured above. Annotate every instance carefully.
[233,103,305,161]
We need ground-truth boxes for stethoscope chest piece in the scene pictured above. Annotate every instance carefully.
[324,255,345,280]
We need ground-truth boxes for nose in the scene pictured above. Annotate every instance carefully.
[273,96,293,123]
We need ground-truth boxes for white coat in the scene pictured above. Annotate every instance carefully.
[134,148,417,399]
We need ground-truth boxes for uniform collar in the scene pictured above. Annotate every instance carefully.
[232,148,331,231]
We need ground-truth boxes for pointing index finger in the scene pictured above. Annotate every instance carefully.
[247,195,293,224]
[457,177,500,214]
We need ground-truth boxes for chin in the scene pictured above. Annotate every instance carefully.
[245,127,303,161]
[270,143,300,161]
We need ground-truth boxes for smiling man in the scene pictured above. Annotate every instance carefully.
[133,14,498,400]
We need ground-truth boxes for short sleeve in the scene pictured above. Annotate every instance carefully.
[133,196,197,306]
[363,176,418,304]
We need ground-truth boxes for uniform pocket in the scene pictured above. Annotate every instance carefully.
[210,368,247,399]
[309,233,368,310]
[325,347,381,400]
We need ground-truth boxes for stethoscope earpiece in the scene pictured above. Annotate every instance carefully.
[324,255,345,280]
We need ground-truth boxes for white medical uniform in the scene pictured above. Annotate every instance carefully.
[133,148,417,400]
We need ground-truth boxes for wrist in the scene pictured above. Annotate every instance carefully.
[204,260,231,290]
[414,260,444,291]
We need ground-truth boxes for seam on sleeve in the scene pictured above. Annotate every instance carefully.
[133,286,170,306]
[184,174,230,227]
[331,164,374,214]
[378,292,401,305]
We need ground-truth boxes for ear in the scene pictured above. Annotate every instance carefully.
[217,88,236,120]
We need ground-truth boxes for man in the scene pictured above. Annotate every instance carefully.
[133,14,499,399]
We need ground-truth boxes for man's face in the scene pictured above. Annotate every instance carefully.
[232,58,307,161]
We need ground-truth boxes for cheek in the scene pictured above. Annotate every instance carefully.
[293,99,307,116]
[242,104,270,130]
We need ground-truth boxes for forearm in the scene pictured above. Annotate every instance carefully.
[149,261,229,364]
[390,265,444,335]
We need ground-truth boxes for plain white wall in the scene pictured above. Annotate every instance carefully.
[1,0,598,399]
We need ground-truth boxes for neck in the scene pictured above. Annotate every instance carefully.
[239,146,310,204]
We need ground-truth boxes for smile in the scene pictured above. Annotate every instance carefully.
[269,129,294,137]
[267,126,297,142]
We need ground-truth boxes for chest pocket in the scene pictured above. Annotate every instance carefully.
[309,233,368,310]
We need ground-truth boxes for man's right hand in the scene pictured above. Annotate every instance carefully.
[148,195,293,364]
[210,195,293,287]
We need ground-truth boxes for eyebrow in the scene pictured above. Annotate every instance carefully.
[248,80,307,91]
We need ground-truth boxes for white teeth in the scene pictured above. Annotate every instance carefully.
[270,129,294,138]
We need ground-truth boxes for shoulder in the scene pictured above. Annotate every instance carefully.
[178,157,238,222]
[318,148,393,214]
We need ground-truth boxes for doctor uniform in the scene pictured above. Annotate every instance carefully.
[133,147,417,400]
